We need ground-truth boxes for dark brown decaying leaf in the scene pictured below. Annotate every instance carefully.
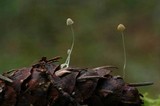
[0,57,152,106]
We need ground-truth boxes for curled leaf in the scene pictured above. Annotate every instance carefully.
[55,69,71,77]
[0,74,13,83]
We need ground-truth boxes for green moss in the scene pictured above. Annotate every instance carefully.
[143,93,160,106]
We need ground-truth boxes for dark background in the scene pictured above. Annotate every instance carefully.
[0,0,159,97]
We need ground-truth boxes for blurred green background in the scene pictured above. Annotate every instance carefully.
[0,0,159,98]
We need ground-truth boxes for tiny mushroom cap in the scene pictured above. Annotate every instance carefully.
[117,24,125,32]
[66,18,74,26]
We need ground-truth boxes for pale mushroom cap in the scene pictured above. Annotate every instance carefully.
[66,18,74,26]
[117,24,125,32]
